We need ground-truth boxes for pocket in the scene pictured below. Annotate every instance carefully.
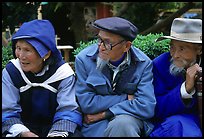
[123,83,138,94]
[86,73,109,95]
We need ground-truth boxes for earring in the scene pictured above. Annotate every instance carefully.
[43,59,46,62]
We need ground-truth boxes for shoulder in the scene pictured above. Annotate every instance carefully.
[76,43,98,59]
[2,68,11,80]
[5,60,20,77]
[153,52,170,65]
[152,52,171,74]
[130,46,152,63]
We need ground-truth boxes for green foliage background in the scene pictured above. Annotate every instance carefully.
[2,33,170,69]
[132,33,170,59]
[73,33,170,59]
[2,45,14,70]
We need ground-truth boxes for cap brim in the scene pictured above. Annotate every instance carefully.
[25,39,49,58]
[156,36,202,44]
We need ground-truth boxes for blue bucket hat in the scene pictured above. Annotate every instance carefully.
[12,19,62,62]
[92,17,138,41]
[25,38,49,58]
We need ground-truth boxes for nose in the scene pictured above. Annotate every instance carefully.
[98,42,106,50]
[172,50,181,59]
[17,50,26,59]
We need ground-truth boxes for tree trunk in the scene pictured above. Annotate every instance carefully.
[113,2,132,17]
[140,2,195,35]
[70,2,87,45]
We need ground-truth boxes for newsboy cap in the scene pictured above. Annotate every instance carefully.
[92,17,138,41]
[156,18,202,43]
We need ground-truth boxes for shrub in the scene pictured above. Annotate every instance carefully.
[2,45,14,70]
[72,39,97,57]
[132,33,170,59]
[73,33,170,60]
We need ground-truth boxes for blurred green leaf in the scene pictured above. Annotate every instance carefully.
[2,44,14,70]
[73,33,170,60]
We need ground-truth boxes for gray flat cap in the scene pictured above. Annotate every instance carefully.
[92,17,138,41]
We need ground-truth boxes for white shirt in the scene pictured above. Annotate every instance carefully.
[180,81,196,99]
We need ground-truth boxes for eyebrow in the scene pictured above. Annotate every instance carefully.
[97,34,111,41]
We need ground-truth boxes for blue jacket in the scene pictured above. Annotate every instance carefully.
[2,20,82,136]
[152,52,198,120]
[75,43,156,137]
[150,52,201,137]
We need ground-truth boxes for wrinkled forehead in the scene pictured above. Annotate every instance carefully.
[98,30,124,40]
[171,39,202,48]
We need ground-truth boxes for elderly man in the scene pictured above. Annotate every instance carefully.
[150,18,202,137]
[74,17,156,137]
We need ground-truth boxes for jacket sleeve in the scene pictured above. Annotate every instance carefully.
[152,62,195,119]
[75,55,127,114]
[2,68,24,134]
[51,75,82,133]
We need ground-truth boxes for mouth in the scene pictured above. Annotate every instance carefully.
[20,61,30,66]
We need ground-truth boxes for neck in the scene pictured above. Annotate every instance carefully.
[110,53,126,67]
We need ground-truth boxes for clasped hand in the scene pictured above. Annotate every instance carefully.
[84,112,105,124]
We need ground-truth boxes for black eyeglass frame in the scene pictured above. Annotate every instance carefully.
[97,36,126,50]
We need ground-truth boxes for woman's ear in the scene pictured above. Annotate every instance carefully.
[43,51,51,60]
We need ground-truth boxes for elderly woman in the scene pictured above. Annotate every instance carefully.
[2,19,82,137]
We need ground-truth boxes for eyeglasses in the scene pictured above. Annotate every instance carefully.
[97,36,125,50]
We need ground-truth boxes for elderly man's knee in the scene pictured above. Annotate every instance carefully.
[104,115,143,137]
[110,115,139,127]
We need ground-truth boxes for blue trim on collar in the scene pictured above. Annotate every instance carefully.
[110,52,126,67]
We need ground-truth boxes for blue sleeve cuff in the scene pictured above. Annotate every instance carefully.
[53,110,82,126]
[2,112,21,123]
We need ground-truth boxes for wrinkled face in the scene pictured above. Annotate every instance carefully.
[15,40,44,73]
[170,40,202,69]
[97,30,130,62]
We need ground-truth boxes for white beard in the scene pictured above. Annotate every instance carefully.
[169,58,196,76]
[96,56,109,72]
[169,58,186,76]
[169,62,185,76]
